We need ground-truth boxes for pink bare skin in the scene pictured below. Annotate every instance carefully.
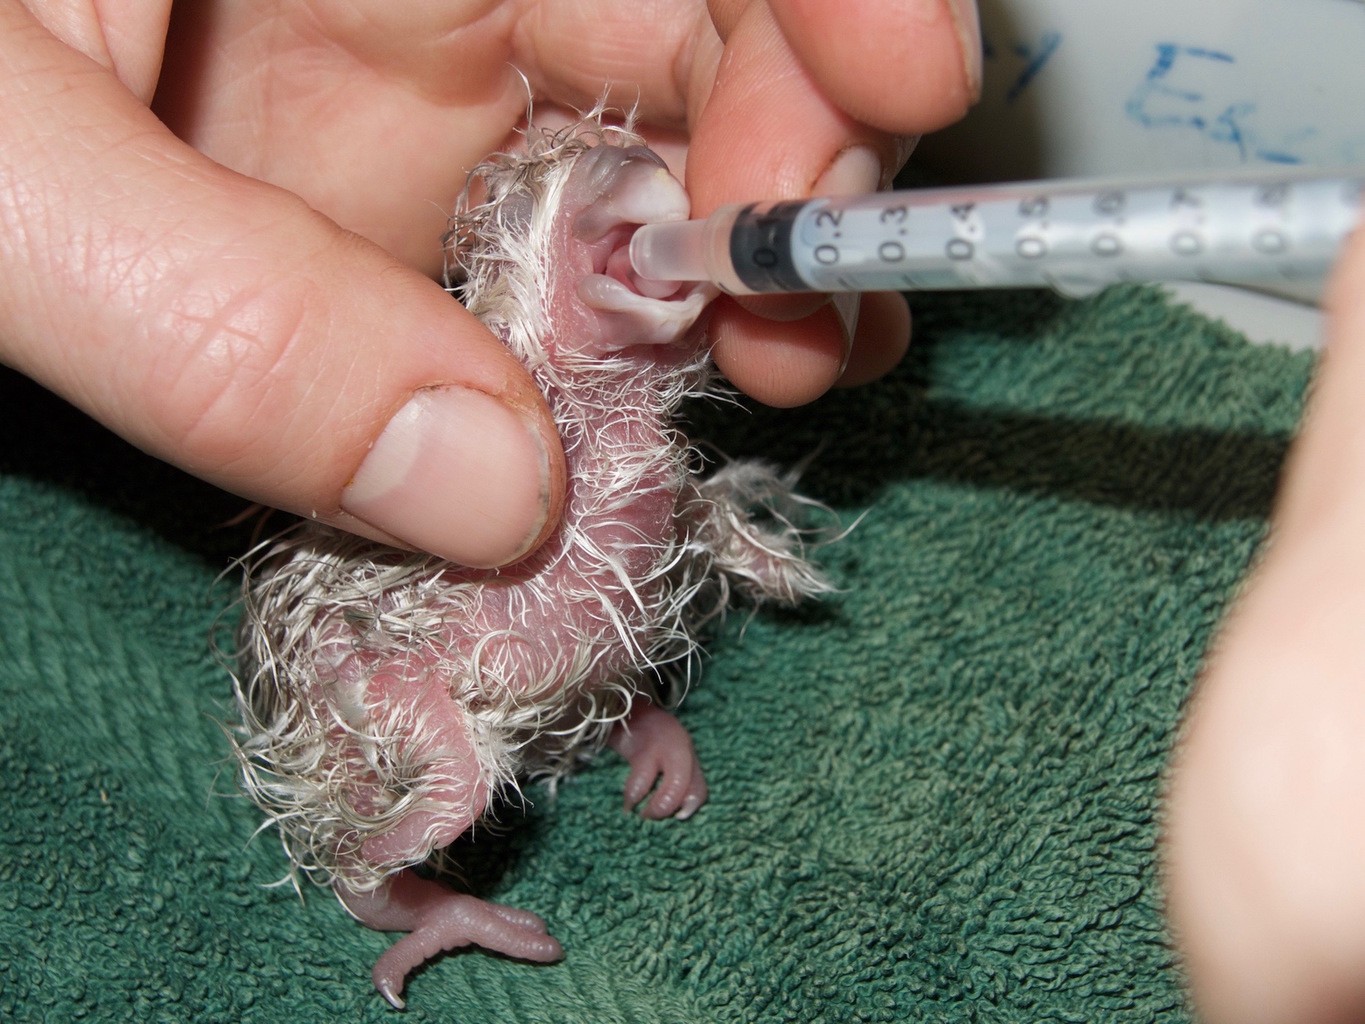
[342,875,563,1009]
[327,140,725,1009]
[1164,226,1365,1024]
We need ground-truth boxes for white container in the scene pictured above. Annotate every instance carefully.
[916,0,1365,182]
[913,0,1365,344]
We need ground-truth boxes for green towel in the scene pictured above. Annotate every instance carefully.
[0,285,1312,1023]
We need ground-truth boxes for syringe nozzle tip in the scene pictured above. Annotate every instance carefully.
[629,220,711,283]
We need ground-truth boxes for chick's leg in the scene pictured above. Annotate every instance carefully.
[341,871,563,1010]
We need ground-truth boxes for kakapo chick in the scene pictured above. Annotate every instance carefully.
[232,112,830,1009]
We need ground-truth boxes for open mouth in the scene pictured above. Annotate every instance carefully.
[569,147,717,347]
[600,222,685,300]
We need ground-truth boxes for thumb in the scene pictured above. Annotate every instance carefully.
[0,7,564,568]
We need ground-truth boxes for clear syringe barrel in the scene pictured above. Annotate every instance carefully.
[629,172,1363,296]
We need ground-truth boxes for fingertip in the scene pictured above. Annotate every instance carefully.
[713,292,911,406]
[772,0,981,134]
[709,298,846,408]
[685,2,890,212]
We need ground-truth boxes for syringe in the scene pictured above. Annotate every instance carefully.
[629,168,1363,298]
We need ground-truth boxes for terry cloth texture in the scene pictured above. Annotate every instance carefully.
[0,286,1312,1023]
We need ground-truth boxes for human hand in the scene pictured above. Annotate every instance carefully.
[0,0,979,566]
[1164,225,1365,1024]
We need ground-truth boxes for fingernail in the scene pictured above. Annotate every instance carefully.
[896,134,922,168]
[815,146,882,197]
[830,293,861,374]
[945,0,983,100]
[342,387,551,568]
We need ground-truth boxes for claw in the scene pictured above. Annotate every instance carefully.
[677,791,705,821]
[377,978,406,1012]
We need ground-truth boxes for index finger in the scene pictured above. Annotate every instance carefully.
[770,0,982,136]
[683,1,979,404]
[686,0,979,213]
